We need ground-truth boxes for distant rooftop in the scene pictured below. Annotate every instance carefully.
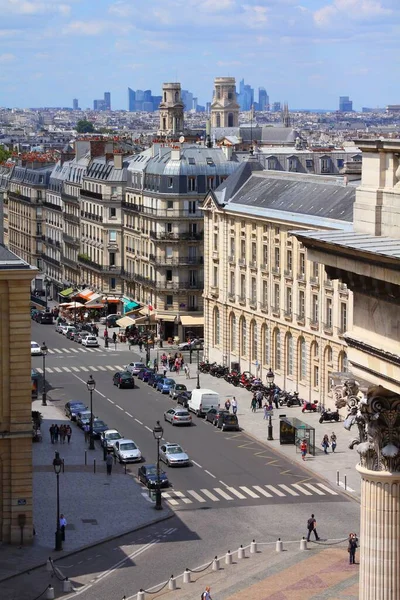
[0,245,34,270]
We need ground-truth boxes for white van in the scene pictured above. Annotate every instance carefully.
[188,389,220,417]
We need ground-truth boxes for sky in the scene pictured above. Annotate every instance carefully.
[0,0,400,110]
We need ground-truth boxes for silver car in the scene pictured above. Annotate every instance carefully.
[163,408,192,426]
[159,443,190,467]
[125,362,146,376]
[100,429,123,449]
[114,439,142,463]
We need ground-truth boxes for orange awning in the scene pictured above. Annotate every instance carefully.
[74,289,95,300]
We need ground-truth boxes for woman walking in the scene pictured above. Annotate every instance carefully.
[321,434,330,454]
[330,432,337,452]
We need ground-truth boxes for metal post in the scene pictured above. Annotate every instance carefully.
[196,349,200,390]
[267,414,273,440]
[155,436,162,510]
[89,388,95,450]
[42,350,47,406]
[53,453,63,552]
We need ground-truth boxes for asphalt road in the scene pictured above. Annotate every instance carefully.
[31,321,361,598]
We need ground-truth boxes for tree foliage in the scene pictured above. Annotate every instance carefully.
[0,145,11,163]
[76,119,95,133]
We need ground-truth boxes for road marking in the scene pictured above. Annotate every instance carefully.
[97,366,107,371]
[145,425,152,432]
[214,487,233,500]
[162,492,179,506]
[200,489,220,501]
[338,481,355,492]
[317,483,339,496]
[88,366,98,372]
[226,486,246,499]
[265,485,286,497]
[280,469,292,475]
[116,405,124,411]
[80,366,89,372]
[135,419,143,425]
[86,348,95,353]
[106,365,115,371]
[192,460,202,468]
[253,485,273,498]
[115,365,124,370]
[53,367,62,373]
[304,483,325,495]
[186,490,206,503]
[78,348,86,353]
[70,348,79,353]
[125,412,133,418]
[108,399,115,404]
[62,367,71,372]
[71,367,80,372]
[48,349,55,354]
[36,368,43,374]
[240,486,260,498]
[97,391,106,398]
[54,349,62,354]
[174,491,192,504]
[265,459,279,465]
[204,470,216,479]
[219,480,228,486]
[254,451,271,458]
[278,484,299,496]
[292,483,313,496]
[238,442,257,449]
[62,348,71,353]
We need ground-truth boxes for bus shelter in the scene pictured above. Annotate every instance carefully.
[279,416,316,456]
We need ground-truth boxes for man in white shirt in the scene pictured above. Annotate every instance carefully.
[201,586,212,599]
[232,397,238,415]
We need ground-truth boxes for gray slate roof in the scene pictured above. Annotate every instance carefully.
[214,158,263,204]
[138,146,238,177]
[0,244,33,270]
[292,230,400,260]
[212,126,300,144]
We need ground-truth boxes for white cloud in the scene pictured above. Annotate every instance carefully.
[109,1,134,18]
[0,53,16,63]
[0,1,71,15]
[242,4,269,28]
[216,60,243,66]
[314,0,392,26]
[63,20,132,36]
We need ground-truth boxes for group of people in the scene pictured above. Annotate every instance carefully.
[306,514,358,564]
[104,329,117,343]
[159,352,186,373]
[321,432,337,454]
[49,423,72,444]
[250,390,276,415]
[224,397,238,415]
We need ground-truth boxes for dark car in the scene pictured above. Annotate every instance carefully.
[65,401,87,421]
[37,311,53,324]
[113,371,135,389]
[176,390,192,407]
[92,419,109,438]
[216,412,240,431]
[137,464,169,489]
[137,368,153,382]
[66,328,78,340]
[205,407,229,426]
[150,374,164,388]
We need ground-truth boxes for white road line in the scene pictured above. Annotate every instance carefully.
[317,483,339,496]
[115,365,124,370]
[116,405,124,411]
[108,399,115,404]
[240,486,260,499]
[36,368,43,374]
[173,491,192,504]
[292,483,313,496]
[135,419,143,425]
[162,492,179,506]
[54,349,62,354]
[126,412,133,417]
[46,368,54,373]
[338,481,355,492]
[95,348,103,352]
[186,490,206,503]
[70,348,79,353]
[106,366,115,371]
[204,470,216,479]
[303,483,325,496]
[219,480,228,486]
[96,366,107,371]
[62,367,71,372]
[278,484,299,496]
[97,391,106,398]
[80,366,89,372]
[78,348,87,353]
[86,348,96,353]
[265,485,286,497]
[71,367,80,372]
[48,349,55,354]
[88,366,98,372]
[214,488,233,500]
[62,348,71,353]
[53,367,62,373]
[200,489,220,501]
[144,425,152,432]
[192,460,202,468]
[253,485,272,498]
[225,487,246,499]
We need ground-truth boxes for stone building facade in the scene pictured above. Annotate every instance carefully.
[203,161,355,406]
[211,77,240,129]
[158,83,184,136]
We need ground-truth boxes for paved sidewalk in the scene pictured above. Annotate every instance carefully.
[0,396,172,583]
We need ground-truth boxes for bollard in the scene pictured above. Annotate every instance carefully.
[137,590,145,600]
[276,538,283,552]
[238,544,245,559]
[46,557,52,572]
[225,550,233,565]
[45,585,55,600]
[300,537,307,551]
[85,450,87,466]
[183,568,191,584]
[125,463,127,475]
[250,540,257,554]
[62,459,65,473]
[212,556,220,571]
[62,578,72,592]
[168,576,176,591]
[344,474,347,490]
[336,470,340,486]
[93,459,96,474]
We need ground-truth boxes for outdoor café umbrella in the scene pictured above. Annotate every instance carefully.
[65,301,85,309]
[59,302,73,307]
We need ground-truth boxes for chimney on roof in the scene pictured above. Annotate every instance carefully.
[114,153,123,170]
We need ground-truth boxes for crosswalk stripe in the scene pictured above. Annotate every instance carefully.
[88,366,98,372]
[62,348,71,353]
[70,348,79,353]
[278,484,299,496]
[96,366,107,371]
[252,485,272,498]
[78,348,87,352]
[36,368,43,374]
[303,483,325,496]
[240,486,260,499]
[62,367,71,372]
[85,348,95,353]
[292,483,313,496]
[95,348,103,352]
[226,486,246,499]
[265,485,286,497]
[106,366,115,371]
[48,349,55,354]
[80,366,89,372]
[47,368,54,373]
[200,489,220,501]
[317,483,338,496]
[162,492,179,506]
[173,491,192,504]
[71,367,80,372]
[53,367,62,373]
[54,349,62,354]
[186,490,206,503]
[115,365,124,371]
[214,488,233,500]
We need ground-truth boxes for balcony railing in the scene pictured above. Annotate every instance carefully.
[249,298,257,308]
[149,231,203,241]
[324,279,333,288]
[323,322,333,334]
[63,256,79,270]
[81,211,103,223]
[296,313,305,325]
[228,255,235,264]
[310,276,319,286]
[121,270,203,290]
[310,319,319,329]
[227,292,235,301]
[8,191,35,204]
[63,211,80,224]
[42,254,61,267]
[271,305,280,316]
[259,302,268,313]
[249,260,257,270]
[284,269,293,279]
[63,233,80,247]
[271,266,280,275]
[149,255,203,266]
[62,192,79,205]
[260,263,268,272]
[238,295,246,305]
[238,258,246,267]
[43,200,62,212]
[297,272,305,282]
[78,254,102,271]
[121,202,202,218]
[80,189,103,200]
[284,309,292,319]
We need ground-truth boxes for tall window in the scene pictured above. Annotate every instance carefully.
[240,318,247,356]
[313,366,319,388]
[312,294,319,323]
[299,253,305,277]
[339,351,348,372]
[299,337,307,381]
[188,177,197,192]
[340,303,347,332]
[230,237,235,258]
[286,249,292,272]
[286,287,292,315]
[251,242,257,263]
[251,321,258,361]
[262,325,269,365]
[326,297,332,328]
[274,329,281,370]
[274,284,280,310]
[298,290,305,318]
[287,333,293,376]
[213,266,218,287]
[251,277,256,304]
[262,244,268,266]
[240,274,246,299]
[241,239,246,259]
[312,261,319,279]
[230,272,235,295]
[274,246,280,270]
[229,314,236,352]
[326,346,333,364]
[262,280,268,306]
[214,308,220,346]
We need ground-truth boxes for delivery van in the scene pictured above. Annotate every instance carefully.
[188,388,220,417]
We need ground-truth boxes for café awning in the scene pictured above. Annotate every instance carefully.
[116,316,136,328]
[155,311,177,322]
[73,288,95,300]
[180,315,205,326]
[59,287,74,298]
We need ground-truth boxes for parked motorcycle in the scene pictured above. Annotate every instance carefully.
[286,391,302,407]
[301,400,318,413]
[319,408,340,423]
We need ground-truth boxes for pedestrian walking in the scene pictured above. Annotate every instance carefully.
[163,366,167,377]
[104,328,108,340]
[306,514,320,542]
[273,389,279,410]
[106,452,113,475]
[60,514,67,541]
[201,586,212,600]
[184,363,191,379]
[66,424,72,444]
[59,425,66,444]
[321,434,330,454]
[138,339,143,353]
[251,395,257,412]
[330,432,337,452]
[300,439,307,461]
[257,390,263,409]
[348,532,358,564]
[53,424,59,444]
[49,424,55,444]
[112,331,117,344]
[263,403,269,419]
[232,397,238,415]
[84,423,90,443]
[224,398,231,412]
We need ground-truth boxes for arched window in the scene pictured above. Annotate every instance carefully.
[325,346,333,364]
[339,351,348,372]
[273,328,281,370]
[251,320,258,361]
[240,317,247,356]
[286,333,293,376]
[313,342,319,358]
[216,113,221,128]
[262,324,269,365]
[228,112,234,127]
[175,91,179,102]
[311,341,319,389]
[299,337,307,381]
[213,307,220,346]
[229,313,236,352]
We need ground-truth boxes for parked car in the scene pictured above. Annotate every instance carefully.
[156,378,176,394]
[216,412,240,431]
[75,331,90,344]
[137,368,153,382]
[169,383,187,400]
[66,328,78,340]
[177,339,204,351]
[113,371,135,389]
[100,429,123,449]
[125,362,146,376]
[159,443,190,467]
[205,407,229,426]
[138,464,169,488]
[82,335,99,348]
[176,390,192,407]
[164,408,192,426]
[55,322,65,333]
[63,325,76,336]
[31,341,42,356]
[113,439,142,463]
[36,311,53,324]
[148,373,163,388]
[76,410,92,428]
[92,419,109,438]
[65,401,87,421]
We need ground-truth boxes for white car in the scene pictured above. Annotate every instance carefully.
[100,429,123,450]
[31,341,42,356]
[63,325,76,336]
[82,335,99,347]
[113,439,142,463]
[125,362,146,375]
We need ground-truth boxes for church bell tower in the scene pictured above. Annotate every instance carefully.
[210,77,239,128]
[159,83,184,136]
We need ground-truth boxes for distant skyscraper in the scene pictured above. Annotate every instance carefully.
[237,78,254,111]
[258,88,269,111]
[339,96,353,112]
[73,98,79,110]
[128,88,136,111]
[272,101,281,113]
[104,92,111,110]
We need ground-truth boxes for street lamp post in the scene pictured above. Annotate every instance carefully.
[266,367,275,441]
[53,451,63,551]
[86,375,96,450]
[196,349,201,390]
[153,421,164,510]
[41,342,48,406]
[44,277,50,311]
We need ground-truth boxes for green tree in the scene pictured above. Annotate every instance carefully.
[0,145,11,163]
[76,119,95,133]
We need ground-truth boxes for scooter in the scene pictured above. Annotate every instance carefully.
[286,391,302,407]
[301,400,318,413]
[319,408,340,423]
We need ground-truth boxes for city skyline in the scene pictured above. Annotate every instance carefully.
[0,0,399,109]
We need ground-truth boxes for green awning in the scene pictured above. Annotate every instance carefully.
[125,301,140,312]
[59,287,74,298]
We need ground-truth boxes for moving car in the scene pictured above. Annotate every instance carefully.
[169,383,187,400]
[164,408,192,426]
[63,325,76,336]
[205,407,229,426]
[82,335,99,347]
[113,439,142,463]
[113,371,135,389]
[92,419,109,438]
[31,341,42,356]
[187,388,220,417]
[125,362,146,376]
[216,412,240,431]
[66,328,78,340]
[178,338,204,351]
[156,378,176,394]
[75,331,90,344]
[176,390,192,407]
[100,429,123,449]
[138,464,169,488]
[159,443,190,467]
[36,311,53,324]
[55,322,65,333]
[137,368,153,382]
[148,373,163,388]
[76,410,92,428]
[65,401,87,421]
